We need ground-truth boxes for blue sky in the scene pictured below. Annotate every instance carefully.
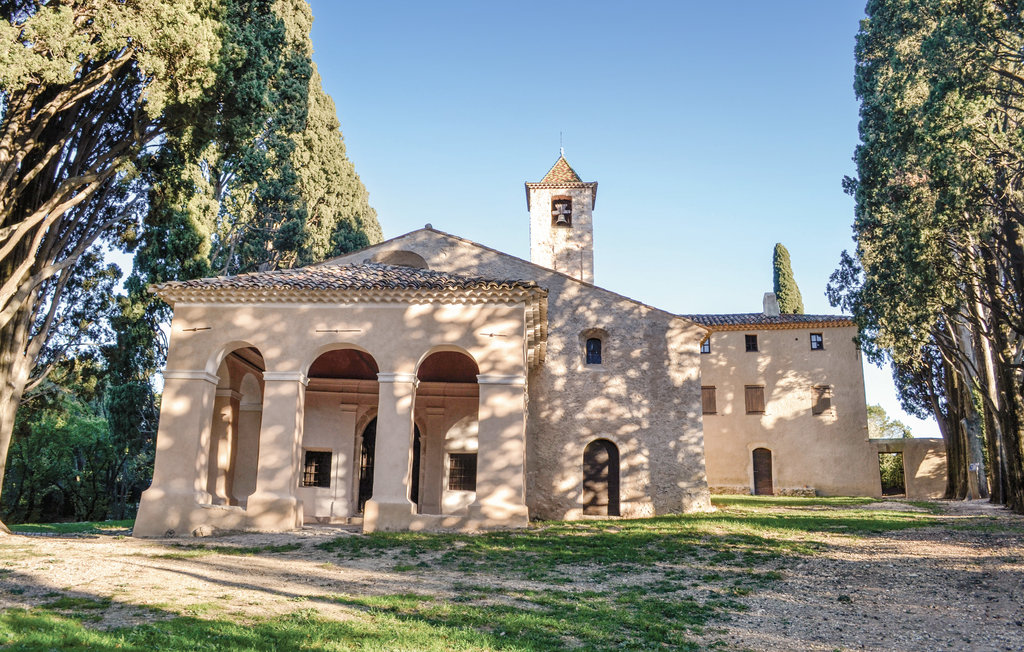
[307,1,935,435]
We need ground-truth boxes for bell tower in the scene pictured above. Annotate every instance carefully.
[525,152,598,283]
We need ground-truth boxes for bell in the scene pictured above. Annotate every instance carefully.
[554,214,569,226]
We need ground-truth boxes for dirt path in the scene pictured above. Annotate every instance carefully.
[1,501,1022,651]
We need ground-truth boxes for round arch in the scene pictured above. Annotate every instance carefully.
[416,347,480,383]
[582,438,621,517]
[369,250,429,269]
[205,340,263,378]
[301,343,378,379]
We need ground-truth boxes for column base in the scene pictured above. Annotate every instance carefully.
[362,498,414,532]
[245,493,303,531]
[134,487,248,537]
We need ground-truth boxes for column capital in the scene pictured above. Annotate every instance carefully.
[215,388,243,401]
[476,374,526,386]
[377,372,418,384]
[262,371,309,386]
[163,369,220,385]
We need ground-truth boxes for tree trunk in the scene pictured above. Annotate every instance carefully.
[0,303,34,534]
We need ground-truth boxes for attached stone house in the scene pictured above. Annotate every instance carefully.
[134,155,939,537]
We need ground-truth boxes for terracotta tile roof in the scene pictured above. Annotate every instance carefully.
[153,262,540,293]
[681,313,855,330]
[539,155,583,184]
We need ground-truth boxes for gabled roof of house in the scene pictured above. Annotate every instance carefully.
[152,262,539,294]
[681,313,855,330]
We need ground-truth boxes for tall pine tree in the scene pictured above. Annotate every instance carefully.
[772,243,804,314]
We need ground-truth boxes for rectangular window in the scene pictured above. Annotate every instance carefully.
[448,453,477,491]
[810,333,824,350]
[744,385,765,414]
[701,386,717,414]
[745,334,758,352]
[812,385,832,415]
[700,338,711,354]
[302,450,332,488]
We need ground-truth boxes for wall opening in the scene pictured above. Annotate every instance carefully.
[879,452,906,496]
[583,439,620,516]
[210,347,265,507]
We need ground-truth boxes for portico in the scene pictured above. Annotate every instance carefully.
[133,263,547,536]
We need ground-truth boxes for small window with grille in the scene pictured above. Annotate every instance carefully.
[700,338,711,354]
[586,337,602,365]
[810,333,824,350]
[745,334,758,352]
[302,450,332,488]
[448,453,477,491]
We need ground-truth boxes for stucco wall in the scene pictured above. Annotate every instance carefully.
[699,325,880,497]
[871,438,947,499]
[528,186,595,284]
[326,228,712,518]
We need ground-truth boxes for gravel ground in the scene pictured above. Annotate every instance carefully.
[1,500,1022,651]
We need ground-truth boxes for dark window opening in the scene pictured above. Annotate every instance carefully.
[586,337,602,365]
[448,453,477,491]
[879,452,906,496]
[745,334,758,352]
[810,333,824,350]
[812,385,832,415]
[552,197,572,226]
[701,386,717,414]
[745,385,766,414]
[302,450,331,488]
[700,338,711,354]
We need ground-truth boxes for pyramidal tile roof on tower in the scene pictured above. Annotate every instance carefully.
[540,155,583,184]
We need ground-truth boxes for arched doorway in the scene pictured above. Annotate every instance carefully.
[752,448,773,495]
[357,418,376,513]
[303,347,380,520]
[209,346,265,507]
[415,350,480,515]
[583,439,620,516]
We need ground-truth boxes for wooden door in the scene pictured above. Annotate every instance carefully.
[357,418,376,513]
[752,448,773,496]
[583,440,620,516]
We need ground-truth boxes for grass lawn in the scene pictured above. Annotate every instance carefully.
[0,496,943,651]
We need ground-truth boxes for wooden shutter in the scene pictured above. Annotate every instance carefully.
[812,386,832,415]
[744,385,765,414]
[701,386,717,414]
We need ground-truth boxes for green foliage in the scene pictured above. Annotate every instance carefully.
[867,404,914,439]
[772,243,803,314]
[878,453,907,495]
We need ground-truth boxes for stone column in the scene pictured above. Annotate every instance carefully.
[245,371,306,530]
[208,389,241,504]
[231,399,263,506]
[469,374,529,526]
[134,369,219,536]
[363,372,417,532]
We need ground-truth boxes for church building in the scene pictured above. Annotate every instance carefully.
[134,155,922,537]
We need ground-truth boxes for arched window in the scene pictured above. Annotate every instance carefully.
[583,439,620,516]
[585,338,602,365]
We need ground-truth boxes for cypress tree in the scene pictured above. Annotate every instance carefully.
[773,243,804,314]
